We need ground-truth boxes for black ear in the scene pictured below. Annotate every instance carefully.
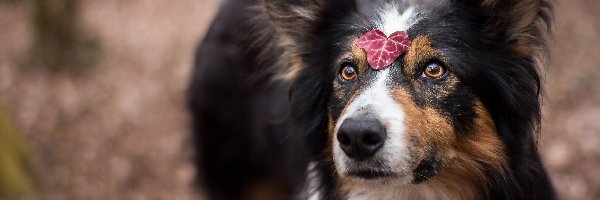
[465,0,553,59]
[263,0,335,158]
[262,0,326,80]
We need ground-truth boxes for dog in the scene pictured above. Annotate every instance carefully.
[188,0,556,199]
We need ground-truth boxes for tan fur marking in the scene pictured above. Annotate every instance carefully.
[404,36,438,76]
[402,35,458,97]
[349,44,368,73]
[392,86,507,199]
[392,87,455,170]
[426,101,507,200]
[330,43,366,98]
[327,112,335,155]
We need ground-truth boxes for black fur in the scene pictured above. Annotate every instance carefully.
[188,0,309,199]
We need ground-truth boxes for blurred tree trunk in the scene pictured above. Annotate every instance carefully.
[0,99,31,199]
[29,0,100,71]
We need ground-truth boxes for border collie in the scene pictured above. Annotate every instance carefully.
[188,0,556,199]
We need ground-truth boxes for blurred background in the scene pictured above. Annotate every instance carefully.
[0,0,598,199]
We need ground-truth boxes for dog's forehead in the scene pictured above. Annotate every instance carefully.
[357,0,442,8]
[356,0,441,35]
[356,0,408,14]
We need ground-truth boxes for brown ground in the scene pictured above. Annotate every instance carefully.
[0,0,598,199]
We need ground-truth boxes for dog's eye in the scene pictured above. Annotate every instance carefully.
[340,64,358,81]
[422,62,446,79]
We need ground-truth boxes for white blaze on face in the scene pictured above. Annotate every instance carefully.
[332,5,420,176]
[377,5,418,36]
[333,68,411,174]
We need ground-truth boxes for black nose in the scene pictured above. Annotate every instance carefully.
[337,117,387,160]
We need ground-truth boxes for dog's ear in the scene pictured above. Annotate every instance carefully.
[461,0,552,144]
[466,0,553,58]
[262,0,326,80]
[264,0,324,44]
[263,0,334,157]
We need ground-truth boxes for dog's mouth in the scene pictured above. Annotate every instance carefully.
[347,170,397,179]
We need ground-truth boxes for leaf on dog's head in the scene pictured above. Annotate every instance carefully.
[356,30,411,70]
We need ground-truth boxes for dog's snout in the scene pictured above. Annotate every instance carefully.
[337,117,387,160]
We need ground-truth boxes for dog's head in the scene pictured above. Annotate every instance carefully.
[264,0,551,196]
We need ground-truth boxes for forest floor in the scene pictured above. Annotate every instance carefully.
[0,0,599,199]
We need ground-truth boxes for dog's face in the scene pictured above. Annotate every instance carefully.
[325,2,506,186]
[265,0,550,196]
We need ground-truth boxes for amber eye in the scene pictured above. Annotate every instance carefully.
[340,64,358,81]
[422,62,446,79]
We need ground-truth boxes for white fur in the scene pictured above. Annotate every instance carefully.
[333,69,411,178]
[305,162,321,200]
[328,3,433,200]
[331,2,422,179]
[377,5,419,36]
[346,183,447,200]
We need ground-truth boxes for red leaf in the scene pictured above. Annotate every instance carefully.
[356,30,411,70]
